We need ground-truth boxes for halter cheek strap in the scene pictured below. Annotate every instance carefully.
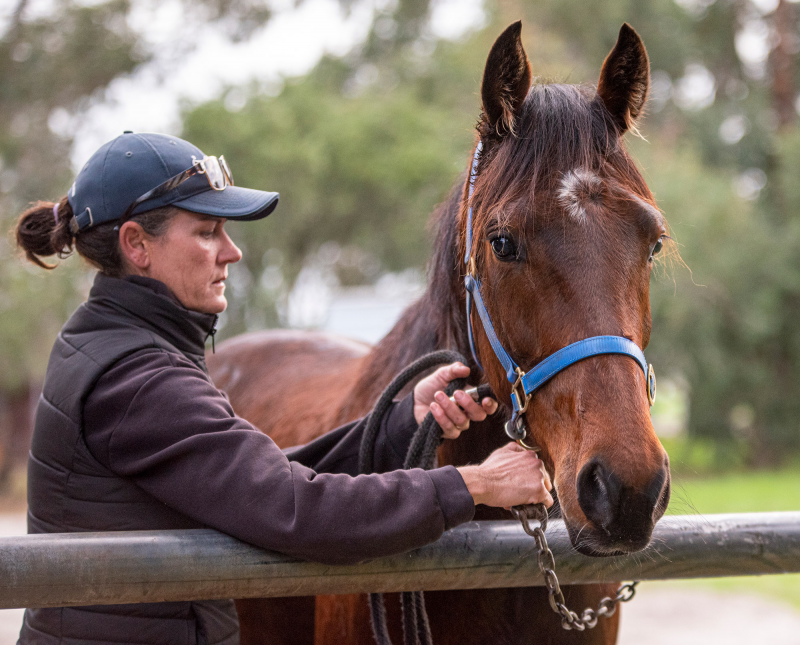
[462,141,656,445]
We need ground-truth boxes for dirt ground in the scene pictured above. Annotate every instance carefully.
[618,583,800,644]
[0,511,797,644]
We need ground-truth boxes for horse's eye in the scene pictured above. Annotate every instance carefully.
[491,236,517,261]
[651,237,663,257]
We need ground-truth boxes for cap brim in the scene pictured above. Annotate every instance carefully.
[172,186,279,221]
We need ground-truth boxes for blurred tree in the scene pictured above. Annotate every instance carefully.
[0,0,270,479]
[0,0,444,477]
[6,0,800,463]
[182,0,800,462]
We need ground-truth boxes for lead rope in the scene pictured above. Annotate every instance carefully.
[359,350,492,645]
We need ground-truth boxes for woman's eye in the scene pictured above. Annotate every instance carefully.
[490,236,517,260]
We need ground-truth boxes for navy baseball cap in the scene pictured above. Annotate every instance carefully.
[67,132,279,232]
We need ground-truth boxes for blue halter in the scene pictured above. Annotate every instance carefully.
[463,142,656,447]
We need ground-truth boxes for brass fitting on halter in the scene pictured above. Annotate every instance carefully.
[467,255,477,279]
[511,366,530,414]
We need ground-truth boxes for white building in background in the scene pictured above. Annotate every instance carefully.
[287,269,424,344]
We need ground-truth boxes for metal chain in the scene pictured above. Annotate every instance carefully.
[510,505,639,631]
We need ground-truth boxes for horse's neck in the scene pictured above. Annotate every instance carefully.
[337,182,509,469]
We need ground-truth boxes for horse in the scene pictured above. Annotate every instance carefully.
[208,21,670,645]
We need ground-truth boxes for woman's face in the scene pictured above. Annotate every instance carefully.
[144,210,243,314]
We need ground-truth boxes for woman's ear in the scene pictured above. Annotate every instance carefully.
[118,221,151,272]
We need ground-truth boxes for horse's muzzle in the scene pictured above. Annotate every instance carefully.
[571,455,671,556]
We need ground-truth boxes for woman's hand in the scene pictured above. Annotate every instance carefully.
[412,362,498,438]
[457,443,554,508]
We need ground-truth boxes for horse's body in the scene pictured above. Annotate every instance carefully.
[208,21,669,645]
[212,291,623,644]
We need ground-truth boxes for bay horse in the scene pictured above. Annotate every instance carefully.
[208,21,670,645]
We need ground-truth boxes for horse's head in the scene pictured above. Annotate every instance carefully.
[464,22,669,556]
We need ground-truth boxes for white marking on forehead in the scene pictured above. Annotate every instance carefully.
[558,169,604,222]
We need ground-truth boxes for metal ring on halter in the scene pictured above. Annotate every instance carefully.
[504,411,540,450]
[516,436,541,451]
[504,415,526,442]
[646,364,656,406]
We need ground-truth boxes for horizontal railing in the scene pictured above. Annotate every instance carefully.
[2,512,799,609]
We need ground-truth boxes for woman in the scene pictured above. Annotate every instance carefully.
[14,132,553,645]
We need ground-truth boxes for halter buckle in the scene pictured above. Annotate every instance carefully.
[511,367,531,414]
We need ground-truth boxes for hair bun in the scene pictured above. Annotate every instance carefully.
[15,199,75,269]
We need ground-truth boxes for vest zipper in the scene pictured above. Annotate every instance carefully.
[208,315,218,353]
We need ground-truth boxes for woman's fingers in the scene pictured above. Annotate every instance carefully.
[430,402,459,438]
[433,392,469,439]
[458,444,554,508]
[412,362,470,425]
[540,461,553,491]
[452,390,488,421]
[434,391,470,424]
[432,363,470,389]
[412,361,499,432]
[481,397,499,415]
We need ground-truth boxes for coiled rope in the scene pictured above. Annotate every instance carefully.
[358,350,493,645]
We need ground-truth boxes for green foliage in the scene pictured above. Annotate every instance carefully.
[668,467,800,515]
[182,69,475,335]
[5,0,800,465]
[178,1,800,462]
[638,126,800,460]
[0,0,145,391]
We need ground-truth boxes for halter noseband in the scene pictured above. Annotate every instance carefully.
[463,141,657,448]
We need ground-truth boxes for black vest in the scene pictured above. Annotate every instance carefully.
[19,274,239,645]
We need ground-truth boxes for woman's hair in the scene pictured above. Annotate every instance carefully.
[14,197,178,278]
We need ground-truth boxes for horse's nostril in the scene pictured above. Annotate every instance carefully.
[653,466,671,521]
[577,459,669,549]
[577,461,621,531]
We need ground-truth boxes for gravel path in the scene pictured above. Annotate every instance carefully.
[0,513,797,644]
[618,582,800,645]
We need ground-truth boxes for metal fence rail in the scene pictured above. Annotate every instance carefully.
[2,512,799,609]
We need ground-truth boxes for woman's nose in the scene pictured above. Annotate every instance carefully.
[219,229,243,265]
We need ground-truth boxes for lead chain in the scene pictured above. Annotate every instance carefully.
[511,506,639,631]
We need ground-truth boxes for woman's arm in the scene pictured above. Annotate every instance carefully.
[84,349,474,564]
[84,349,551,565]
[284,361,498,475]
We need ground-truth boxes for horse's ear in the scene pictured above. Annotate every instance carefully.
[481,21,531,139]
[596,24,649,133]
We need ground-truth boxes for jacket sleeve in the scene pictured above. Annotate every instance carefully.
[281,394,420,475]
[83,349,475,565]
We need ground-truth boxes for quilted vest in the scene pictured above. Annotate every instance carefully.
[18,274,238,645]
